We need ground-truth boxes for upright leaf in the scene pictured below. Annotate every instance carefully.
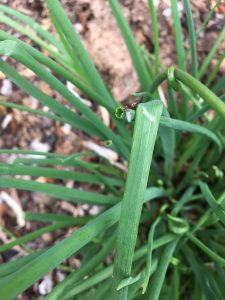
[112,100,163,299]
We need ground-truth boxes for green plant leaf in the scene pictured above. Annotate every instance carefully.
[45,0,114,105]
[0,177,119,205]
[183,0,198,77]
[0,163,122,187]
[108,0,151,90]
[199,25,225,79]
[148,0,160,73]
[112,100,163,299]
[0,221,78,253]
[170,0,186,71]
[0,187,165,300]
[142,217,161,294]
[117,273,142,291]
[160,116,222,150]
[147,240,178,300]
[46,235,116,300]
[200,182,225,226]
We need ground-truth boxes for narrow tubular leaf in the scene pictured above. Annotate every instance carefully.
[206,49,225,87]
[0,13,67,64]
[112,100,163,299]
[196,0,221,40]
[45,235,116,300]
[0,100,63,122]
[108,0,151,90]
[0,5,64,52]
[0,177,119,205]
[159,125,175,179]
[147,240,178,300]
[116,273,142,291]
[0,221,77,253]
[172,187,195,216]
[212,75,225,94]
[45,0,115,106]
[183,0,198,77]
[199,25,225,79]
[174,68,225,120]
[159,108,175,179]
[200,182,225,226]
[190,189,225,234]
[48,10,88,81]
[142,217,161,293]
[171,265,179,300]
[25,212,91,224]
[0,163,122,187]
[0,149,65,158]
[160,116,222,150]
[170,0,186,71]
[187,232,225,266]
[183,245,216,299]
[148,0,160,73]
[0,250,45,278]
